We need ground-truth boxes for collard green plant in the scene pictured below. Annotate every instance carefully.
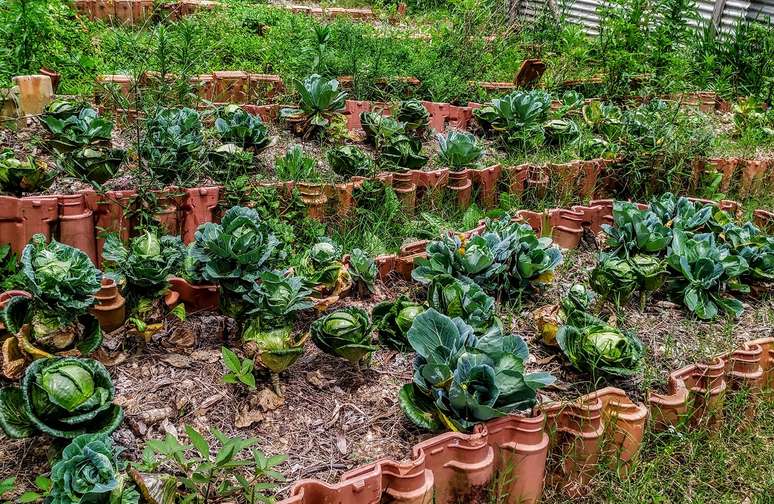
[412,218,562,300]
[348,248,377,296]
[649,193,714,233]
[399,309,554,432]
[49,433,139,504]
[436,130,484,170]
[310,307,375,365]
[372,296,425,352]
[666,230,747,320]
[0,148,54,196]
[41,108,113,152]
[241,271,313,393]
[326,145,374,178]
[581,101,624,139]
[3,234,102,355]
[188,206,283,316]
[102,231,185,309]
[427,274,501,337]
[60,146,126,185]
[0,357,123,439]
[472,90,551,149]
[275,145,319,182]
[557,323,644,378]
[603,201,672,257]
[215,105,272,152]
[280,74,347,133]
[395,99,430,135]
[141,107,204,184]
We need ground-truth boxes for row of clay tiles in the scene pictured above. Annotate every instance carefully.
[71,0,410,24]
[275,196,774,503]
[2,157,774,267]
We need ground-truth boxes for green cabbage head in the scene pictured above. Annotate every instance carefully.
[0,357,123,439]
[372,296,426,352]
[557,324,644,377]
[310,307,375,365]
[49,433,139,504]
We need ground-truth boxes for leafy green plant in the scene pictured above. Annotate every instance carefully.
[60,146,126,185]
[49,433,139,504]
[534,283,601,346]
[436,130,484,170]
[666,230,747,320]
[274,145,319,182]
[399,309,553,432]
[557,323,644,378]
[427,274,501,337]
[136,425,286,504]
[543,118,581,145]
[0,148,54,196]
[473,90,551,149]
[280,74,347,136]
[102,231,186,311]
[41,108,113,152]
[360,112,405,148]
[298,238,344,292]
[380,134,428,171]
[0,357,123,439]
[221,346,256,390]
[326,145,374,178]
[241,271,313,394]
[310,307,375,366]
[141,107,204,185]
[215,105,273,152]
[590,253,638,307]
[348,248,377,296]
[603,201,672,257]
[2,234,102,356]
[187,206,283,317]
[43,99,86,121]
[412,218,562,300]
[0,244,24,290]
[371,296,425,352]
[395,99,430,136]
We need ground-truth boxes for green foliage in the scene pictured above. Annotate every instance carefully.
[221,347,256,390]
[215,105,272,152]
[137,425,286,504]
[590,253,638,306]
[427,274,501,337]
[371,296,425,352]
[274,145,319,182]
[102,231,186,305]
[394,99,430,135]
[140,108,204,185]
[380,134,428,171]
[188,206,283,316]
[298,238,343,290]
[399,309,553,432]
[60,146,126,185]
[0,244,25,291]
[3,234,102,353]
[310,307,375,365]
[603,201,672,256]
[557,323,644,378]
[348,248,377,296]
[41,108,113,152]
[0,148,54,196]
[280,74,347,132]
[412,217,563,300]
[360,112,405,148]
[49,433,139,504]
[473,90,552,150]
[0,357,123,439]
[436,130,484,170]
[326,145,374,178]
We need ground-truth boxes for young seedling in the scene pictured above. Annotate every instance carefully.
[222,347,257,390]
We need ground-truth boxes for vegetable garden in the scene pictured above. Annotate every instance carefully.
[1,0,773,503]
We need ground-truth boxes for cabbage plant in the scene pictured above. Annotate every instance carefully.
[399,309,554,432]
[2,234,102,358]
[473,90,551,149]
[360,112,405,148]
[395,99,430,135]
[60,146,126,185]
[436,130,484,170]
[0,357,123,439]
[603,202,672,256]
[242,271,314,394]
[49,433,139,504]
[348,248,377,296]
[590,253,638,306]
[380,134,428,171]
[557,323,644,378]
[41,107,113,152]
[280,74,347,135]
[543,119,580,145]
[326,145,374,178]
[215,105,273,152]
[310,307,375,365]
[427,274,501,337]
[102,231,186,311]
[141,107,204,184]
[372,296,425,352]
[298,238,345,293]
[534,284,600,346]
[188,206,282,317]
[0,148,54,196]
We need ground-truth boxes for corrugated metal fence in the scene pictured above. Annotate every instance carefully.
[511,0,774,34]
